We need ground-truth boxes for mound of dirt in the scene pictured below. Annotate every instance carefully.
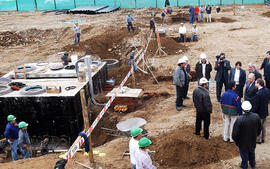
[147,37,188,55]
[262,11,270,17]
[62,27,140,60]
[152,126,238,168]
[0,31,31,47]
[219,17,237,23]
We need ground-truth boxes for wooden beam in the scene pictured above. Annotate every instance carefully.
[80,89,95,168]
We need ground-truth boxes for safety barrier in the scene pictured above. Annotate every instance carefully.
[0,0,265,11]
[64,31,152,163]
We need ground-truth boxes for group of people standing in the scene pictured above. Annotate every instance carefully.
[4,115,32,161]
[189,5,216,24]
[173,51,270,169]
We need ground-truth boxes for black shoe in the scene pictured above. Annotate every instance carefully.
[262,140,264,143]
[256,142,261,144]
[184,96,190,99]
[181,105,187,107]
[176,107,182,111]
[194,132,200,136]
[204,136,209,140]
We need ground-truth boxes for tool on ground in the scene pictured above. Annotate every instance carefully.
[65,86,76,91]
[46,86,62,94]
[20,85,46,95]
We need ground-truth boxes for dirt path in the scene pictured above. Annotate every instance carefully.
[0,4,270,169]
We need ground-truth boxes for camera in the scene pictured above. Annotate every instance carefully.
[216,53,225,61]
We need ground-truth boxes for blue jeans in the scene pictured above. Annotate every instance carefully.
[9,139,23,161]
[74,33,80,44]
[21,147,32,159]
[189,14,194,24]
[191,34,197,42]
[200,13,204,21]
[195,14,198,21]
[132,164,136,169]
[239,148,256,169]
[176,86,184,107]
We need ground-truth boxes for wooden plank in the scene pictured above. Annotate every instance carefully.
[80,89,95,168]
[106,88,142,98]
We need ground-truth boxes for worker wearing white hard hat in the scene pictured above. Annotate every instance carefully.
[195,53,212,90]
[173,57,189,111]
[192,77,212,139]
[232,100,261,169]
[181,55,192,99]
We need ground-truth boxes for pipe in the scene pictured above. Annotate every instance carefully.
[75,56,105,106]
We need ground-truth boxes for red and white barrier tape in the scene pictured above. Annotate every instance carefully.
[64,31,153,163]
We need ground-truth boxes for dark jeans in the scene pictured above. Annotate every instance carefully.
[195,111,210,139]
[235,85,244,98]
[74,33,80,44]
[239,148,256,169]
[195,13,198,21]
[189,14,194,24]
[180,34,186,42]
[216,79,228,101]
[265,78,270,89]
[127,22,134,33]
[176,86,184,107]
[183,80,189,98]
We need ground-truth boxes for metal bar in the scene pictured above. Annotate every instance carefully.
[15,0,18,11]
[54,0,56,9]
[34,0,37,11]
[74,0,76,8]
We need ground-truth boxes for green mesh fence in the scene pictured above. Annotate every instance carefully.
[0,0,265,11]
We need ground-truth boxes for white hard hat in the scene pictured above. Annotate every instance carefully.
[182,56,188,61]
[200,53,207,59]
[199,77,209,85]
[178,58,185,64]
[241,101,252,111]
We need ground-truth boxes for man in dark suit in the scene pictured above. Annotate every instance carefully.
[214,53,231,102]
[248,62,262,80]
[251,79,270,144]
[229,61,246,98]
[244,73,257,101]
[260,51,270,89]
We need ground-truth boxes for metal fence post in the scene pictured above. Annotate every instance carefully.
[34,0,37,10]
[94,0,96,6]
[74,0,76,8]
[15,0,18,11]
[242,0,244,4]
[177,0,179,6]
[54,0,56,9]
[220,0,222,5]
[199,0,200,6]
[156,0,157,8]
[135,0,136,8]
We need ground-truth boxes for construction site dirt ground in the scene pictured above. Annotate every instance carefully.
[1,3,270,169]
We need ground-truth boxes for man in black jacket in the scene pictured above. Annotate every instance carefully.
[251,78,270,144]
[244,73,257,101]
[248,62,262,80]
[260,51,270,89]
[232,101,261,169]
[214,53,231,102]
[192,77,212,139]
[195,53,212,89]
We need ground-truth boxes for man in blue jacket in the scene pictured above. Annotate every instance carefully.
[220,81,242,142]
[4,115,23,161]
[260,51,270,89]
[229,61,246,98]
[251,78,270,144]
[215,53,231,102]
[126,12,135,33]
[189,6,195,24]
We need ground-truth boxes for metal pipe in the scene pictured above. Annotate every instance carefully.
[75,56,105,106]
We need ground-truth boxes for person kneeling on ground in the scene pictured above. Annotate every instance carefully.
[192,78,212,139]
[129,127,143,169]
[232,101,261,169]
[18,121,32,159]
[135,137,156,169]
[220,81,242,143]
[191,24,198,42]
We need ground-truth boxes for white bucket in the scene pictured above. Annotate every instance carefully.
[71,55,78,64]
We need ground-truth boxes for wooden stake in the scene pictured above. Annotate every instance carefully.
[131,59,136,88]
[80,89,95,168]
[154,31,167,57]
